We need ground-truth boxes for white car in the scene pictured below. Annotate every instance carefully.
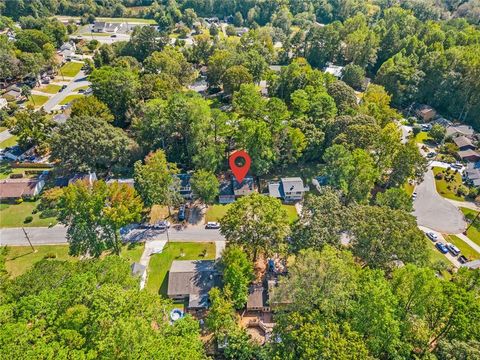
[446,243,460,256]
[412,192,417,199]
[426,231,438,242]
[205,221,220,229]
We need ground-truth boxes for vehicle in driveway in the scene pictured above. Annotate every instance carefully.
[60,85,67,91]
[177,205,186,221]
[446,243,460,256]
[205,221,220,229]
[451,162,463,170]
[426,231,438,242]
[154,220,171,231]
[458,255,468,264]
[435,242,449,254]
[412,192,417,199]
[426,152,436,159]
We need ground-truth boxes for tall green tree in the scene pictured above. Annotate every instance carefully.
[190,170,219,205]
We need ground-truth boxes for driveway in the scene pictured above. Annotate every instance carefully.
[0,129,12,144]
[418,226,461,268]
[413,169,466,234]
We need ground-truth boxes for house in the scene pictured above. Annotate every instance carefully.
[219,179,235,204]
[106,178,135,188]
[416,105,436,122]
[269,177,308,202]
[431,117,451,128]
[446,124,475,139]
[232,176,255,197]
[92,22,124,33]
[167,260,220,310]
[3,86,22,102]
[458,149,480,163]
[0,178,45,200]
[2,145,23,160]
[453,136,476,151]
[324,63,344,78]
[59,42,76,60]
[464,164,480,187]
[69,172,97,186]
[247,284,270,312]
[177,173,193,199]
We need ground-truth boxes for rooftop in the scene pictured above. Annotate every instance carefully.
[0,178,42,198]
[453,136,475,149]
[281,177,305,192]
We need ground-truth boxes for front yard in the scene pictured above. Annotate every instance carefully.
[39,84,61,94]
[0,135,18,149]
[0,200,58,228]
[432,167,465,201]
[26,94,49,108]
[146,242,215,296]
[0,162,51,180]
[59,94,84,105]
[444,234,480,261]
[460,207,480,247]
[205,203,298,224]
[59,62,83,77]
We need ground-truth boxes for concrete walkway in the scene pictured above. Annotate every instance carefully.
[454,232,480,254]
[215,240,225,259]
[447,199,480,211]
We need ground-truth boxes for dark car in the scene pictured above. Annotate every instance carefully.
[177,205,186,221]
[435,242,449,254]
[458,255,468,264]
[60,85,67,91]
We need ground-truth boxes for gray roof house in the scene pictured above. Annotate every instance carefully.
[219,179,235,204]
[446,124,475,139]
[269,177,308,202]
[167,260,220,309]
[233,176,255,197]
[177,173,192,199]
[464,164,480,187]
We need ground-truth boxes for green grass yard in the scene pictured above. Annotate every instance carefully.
[146,242,215,296]
[432,167,465,201]
[39,84,61,94]
[26,94,49,108]
[415,131,431,144]
[403,182,415,196]
[59,94,84,105]
[424,238,452,279]
[73,85,90,92]
[460,207,480,247]
[0,200,58,228]
[0,135,18,149]
[119,242,145,263]
[0,162,51,180]
[205,203,298,223]
[4,245,74,277]
[444,234,480,261]
[59,62,83,77]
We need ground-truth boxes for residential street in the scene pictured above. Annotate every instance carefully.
[42,69,90,112]
[413,169,466,234]
[0,224,225,246]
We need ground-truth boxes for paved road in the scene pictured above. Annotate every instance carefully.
[43,69,90,112]
[413,169,466,233]
[0,129,13,144]
[447,198,480,211]
[1,225,225,246]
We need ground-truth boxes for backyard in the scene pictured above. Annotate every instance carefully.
[146,242,215,296]
[0,200,58,228]
[432,167,465,201]
[59,62,83,77]
[460,207,480,246]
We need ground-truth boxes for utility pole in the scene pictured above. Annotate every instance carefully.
[21,227,36,252]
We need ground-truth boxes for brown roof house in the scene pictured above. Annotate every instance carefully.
[453,136,476,151]
[167,260,221,310]
[458,149,480,163]
[0,178,45,200]
[416,105,436,122]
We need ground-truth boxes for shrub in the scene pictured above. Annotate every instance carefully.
[435,173,444,180]
[43,252,57,259]
[457,185,469,196]
[15,198,23,204]
[24,216,33,223]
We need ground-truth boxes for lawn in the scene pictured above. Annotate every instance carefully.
[460,207,480,247]
[4,245,74,277]
[444,234,480,261]
[205,203,298,223]
[0,200,58,228]
[0,126,7,132]
[0,135,18,149]
[26,94,49,108]
[39,84,61,94]
[424,238,452,279]
[73,85,90,92]
[96,16,156,24]
[403,182,415,196]
[415,131,431,144]
[59,94,84,105]
[146,242,215,296]
[119,242,145,263]
[79,32,112,37]
[149,205,170,224]
[59,62,83,77]
[432,167,465,201]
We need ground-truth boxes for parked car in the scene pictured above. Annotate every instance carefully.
[41,78,50,84]
[78,89,85,93]
[426,152,436,158]
[154,220,171,231]
[60,85,67,91]
[426,231,438,242]
[451,162,463,169]
[446,243,461,256]
[412,192,417,199]
[177,205,186,221]
[205,222,220,229]
[435,242,449,254]
[458,255,468,264]
[111,34,117,38]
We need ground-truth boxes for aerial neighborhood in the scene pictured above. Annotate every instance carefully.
[0,1,479,359]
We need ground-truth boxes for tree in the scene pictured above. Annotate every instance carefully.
[6,108,54,153]
[57,180,143,257]
[222,65,253,95]
[144,47,196,86]
[89,66,140,126]
[205,287,237,338]
[220,193,290,260]
[69,96,114,122]
[388,141,427,187]
[350,206,429,269]
[326,80,358,115]
[50,116,135,174]
[190,170,219,205]
[342,63,366,90]
[133,150,180,208]
[375,188,413,211]
[429,123,446,144]
[323,145,378,204]
[220,245,254,309]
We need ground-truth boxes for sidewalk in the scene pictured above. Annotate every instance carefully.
[454,232,480,254]
[446,198,480,211]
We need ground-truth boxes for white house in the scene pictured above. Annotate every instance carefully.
[269,177,309,202]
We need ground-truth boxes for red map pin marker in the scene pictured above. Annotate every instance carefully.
[229,150,251,183]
